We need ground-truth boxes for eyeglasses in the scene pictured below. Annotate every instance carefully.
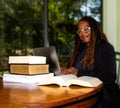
[76,27,91,35]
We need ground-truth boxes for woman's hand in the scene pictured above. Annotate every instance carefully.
[61,67,78,76]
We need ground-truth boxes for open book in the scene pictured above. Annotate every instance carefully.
[37,74,103,87]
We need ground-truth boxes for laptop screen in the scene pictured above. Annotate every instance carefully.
[32,46,61,76]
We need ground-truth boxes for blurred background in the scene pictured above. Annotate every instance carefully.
[0,0,120,74]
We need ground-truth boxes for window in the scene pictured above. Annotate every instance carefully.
[48,0,102,55]
[0,0,102,69]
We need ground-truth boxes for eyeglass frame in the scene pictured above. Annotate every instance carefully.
[76,27,91,35]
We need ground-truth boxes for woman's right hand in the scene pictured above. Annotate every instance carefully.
[61,67,68,75]
[61,67,78,76]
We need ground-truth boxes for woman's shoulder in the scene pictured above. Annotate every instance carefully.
[96,39,115,54]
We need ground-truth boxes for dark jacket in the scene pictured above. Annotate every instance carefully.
[77,39,120,108]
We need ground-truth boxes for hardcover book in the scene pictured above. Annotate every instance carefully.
[3,73,54,84]
[10,64,49,75]
[9,56,46,64]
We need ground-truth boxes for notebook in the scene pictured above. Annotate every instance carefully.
[32,46,61,76]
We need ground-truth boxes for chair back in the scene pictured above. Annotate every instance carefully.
[115,51,120,89]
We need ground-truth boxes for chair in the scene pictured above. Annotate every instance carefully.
[115,51,120,89]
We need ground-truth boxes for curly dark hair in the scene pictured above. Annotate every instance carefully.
[68,16,108,70]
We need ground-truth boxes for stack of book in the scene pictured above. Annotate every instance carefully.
[3,56,53,84]
[8,56,49,75]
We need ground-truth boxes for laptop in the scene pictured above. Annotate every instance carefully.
[32,46,61,76]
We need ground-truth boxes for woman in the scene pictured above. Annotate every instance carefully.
[61,16,120,108]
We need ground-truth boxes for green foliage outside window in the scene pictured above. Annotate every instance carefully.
[0,0,44,56]
[0,0,102,70]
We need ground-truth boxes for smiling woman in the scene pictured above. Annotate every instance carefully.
[61,16,120,108]
[77,21,91,43]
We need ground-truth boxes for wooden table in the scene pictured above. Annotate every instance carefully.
[0,78,103,108]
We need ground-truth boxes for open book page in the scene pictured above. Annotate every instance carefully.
[37,74,77,86]
[37,74,103,87]
[66,76,103,87]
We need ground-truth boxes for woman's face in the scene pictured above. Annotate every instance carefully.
[77,21,91,43]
